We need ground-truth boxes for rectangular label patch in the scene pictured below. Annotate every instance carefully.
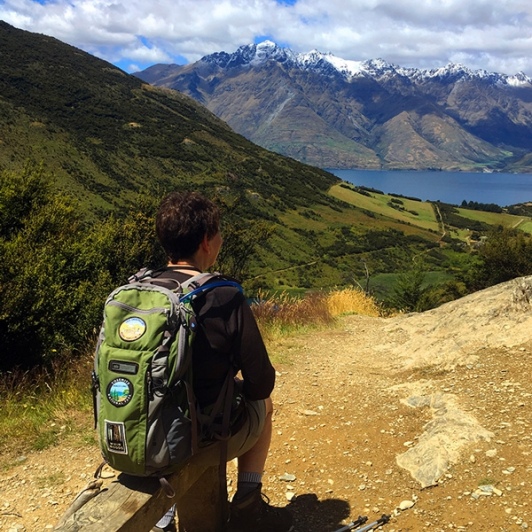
[108,360,139,375]
[104,420,128,454]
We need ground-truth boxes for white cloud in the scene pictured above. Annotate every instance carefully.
[1,0,531,75]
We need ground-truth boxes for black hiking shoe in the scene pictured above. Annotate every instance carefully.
[228,484,293,532]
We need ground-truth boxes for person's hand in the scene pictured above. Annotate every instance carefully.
[234,377,243,392]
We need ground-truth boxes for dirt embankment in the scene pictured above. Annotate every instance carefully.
[1,277,531,531]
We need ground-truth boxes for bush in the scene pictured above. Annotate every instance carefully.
[468,227,532,289]
[0,165,165,371]
[389,266,430,312]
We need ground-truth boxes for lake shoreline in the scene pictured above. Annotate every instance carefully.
[326,168,532,207]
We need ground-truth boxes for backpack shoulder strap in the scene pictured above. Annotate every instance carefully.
[180,272,243,302]
[181,272,217,290]
[127,268,243,301]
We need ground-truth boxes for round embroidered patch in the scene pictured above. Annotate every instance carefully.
[107,378,133,407]
[119,317,146,341]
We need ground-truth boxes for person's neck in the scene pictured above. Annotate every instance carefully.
[168,261,203,273]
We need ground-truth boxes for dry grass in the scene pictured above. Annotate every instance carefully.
[0,287,382,461]
[252,287,382,354]
[0,354,94,465]
[326,287,382,317]
[252,287,381,324]
[252,290,333,328]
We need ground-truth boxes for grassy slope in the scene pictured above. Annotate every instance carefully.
[331,183,532,239]
[456,208,532,234]
[323,182,532,297]
[2,22,532,295]
[0,22,338,216]
[330,184,441,233]
[246,176,532,292]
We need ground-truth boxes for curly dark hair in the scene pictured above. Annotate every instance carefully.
[155,191,220,262]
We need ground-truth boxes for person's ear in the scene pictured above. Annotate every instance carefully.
[200,234,210,252]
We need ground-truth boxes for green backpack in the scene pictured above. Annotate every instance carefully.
[92,268,242,479]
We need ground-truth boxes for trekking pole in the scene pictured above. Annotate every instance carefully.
[334,515,368,532]
[334,513,390,532]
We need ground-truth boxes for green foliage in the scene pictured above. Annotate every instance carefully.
[0,165,165,371]
[436,202,491,231]
[325,228,413,258]
[389,266,431,312]
[82,194,166,282]
[460,200,503,213]
[427,279,469,306]
[216,217,275,283]
[388,264,470,312]
[0,162,52,237]
[507,204,532,217]
[209,189,276,282]
[468,227,532,289]
[0,166,81,368]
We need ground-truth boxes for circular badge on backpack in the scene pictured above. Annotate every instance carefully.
[107,378,133,407]
[119,317,146,341]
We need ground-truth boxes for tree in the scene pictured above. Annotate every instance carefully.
[213,193,275,282]
[0,165,86,368]
[468,227,532,289]
[389,265,431,312]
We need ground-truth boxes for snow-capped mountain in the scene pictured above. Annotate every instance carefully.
[136,42,532,172]
[203,41,532,87]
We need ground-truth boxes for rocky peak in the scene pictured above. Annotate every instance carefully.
[199,41,532,87]
[201,40,295,69]
[137,40,532,172]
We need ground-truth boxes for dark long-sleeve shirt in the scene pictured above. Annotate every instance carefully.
[155,269,275,408]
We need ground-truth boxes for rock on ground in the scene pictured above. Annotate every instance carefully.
[1,277,531,531]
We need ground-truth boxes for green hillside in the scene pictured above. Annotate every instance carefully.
[3,22,532,370]
[0,21,337,213]
[1,20,531,295]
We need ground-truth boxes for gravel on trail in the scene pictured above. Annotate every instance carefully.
[1,277,531,532]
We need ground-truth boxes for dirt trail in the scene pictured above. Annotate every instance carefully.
[1,277,531,532]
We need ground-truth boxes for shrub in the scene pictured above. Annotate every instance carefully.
[252,290,333,331]
[468,226,532,289]
[389,267,429,312]
[0,165,165,371]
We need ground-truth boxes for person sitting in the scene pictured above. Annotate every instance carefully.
[152,191,292,532]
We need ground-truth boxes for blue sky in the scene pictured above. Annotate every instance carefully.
[1,0,532,76]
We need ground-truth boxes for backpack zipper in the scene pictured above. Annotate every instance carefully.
[107,300,172,314]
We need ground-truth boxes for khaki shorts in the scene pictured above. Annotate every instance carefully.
[199,399,267,466]
[226,399,267,460]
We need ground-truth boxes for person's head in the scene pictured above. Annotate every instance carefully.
[156,191,221,265]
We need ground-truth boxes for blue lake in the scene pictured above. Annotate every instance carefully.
[327,169,532,207]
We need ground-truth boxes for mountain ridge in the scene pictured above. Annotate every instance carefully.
[2,21,531,297]
[201,41,532,87]
[0,22,338,214]
[136,41,532,172]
